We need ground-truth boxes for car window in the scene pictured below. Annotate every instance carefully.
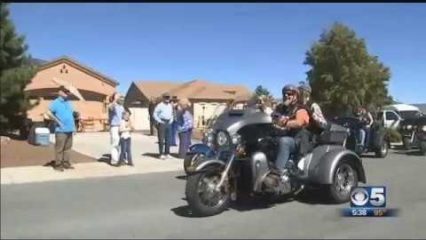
[386,111,398,121]
[398,111,421,120]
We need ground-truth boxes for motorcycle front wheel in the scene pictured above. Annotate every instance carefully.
[185,166,231,217]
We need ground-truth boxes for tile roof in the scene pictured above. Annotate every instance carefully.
[132,79,251,102]
[38,56,118,86]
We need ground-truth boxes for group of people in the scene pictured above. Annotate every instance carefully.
[45,84,194,172]
[45,80,372,173]
[269,82,376,177]
[151,92,194,160]
[269,83,328,176]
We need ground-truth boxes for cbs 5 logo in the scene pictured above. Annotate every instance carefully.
[350,187,386,208]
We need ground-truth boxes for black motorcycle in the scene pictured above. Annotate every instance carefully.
[184,106,366,216]
[332,117,389,158]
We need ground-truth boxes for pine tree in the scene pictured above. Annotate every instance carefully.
[304,22,392,117]
[0,3,37,133]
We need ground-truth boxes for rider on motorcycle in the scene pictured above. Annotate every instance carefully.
[296,83,328,159]
[355,107,374,151]
[272,84,310,175]
[298,83,328,131]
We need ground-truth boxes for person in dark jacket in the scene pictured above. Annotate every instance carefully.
[148,97,157,136]
[170,96,179,146]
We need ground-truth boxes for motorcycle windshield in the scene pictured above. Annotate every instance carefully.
[211,103,273,134]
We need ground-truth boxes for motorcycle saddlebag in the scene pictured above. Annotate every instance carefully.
[317,123,348,145]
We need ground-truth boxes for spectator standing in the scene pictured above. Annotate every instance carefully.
[148,97,157,136]
[108,93,125,165]
[153,93,174,159]
[170,96,179,146]
[177,98,194,158]
[117,110,134,167]
[46,86,76,171]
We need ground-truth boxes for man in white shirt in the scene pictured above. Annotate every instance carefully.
[153,93,174,159]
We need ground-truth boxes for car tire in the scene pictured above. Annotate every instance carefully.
[375,141,389,158]
[420,142,426,156]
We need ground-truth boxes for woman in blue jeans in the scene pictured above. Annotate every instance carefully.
[177,98,194,158]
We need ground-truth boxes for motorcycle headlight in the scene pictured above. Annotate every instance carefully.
[422,126,426,132]
[216,131,229,146]
[407,125,412,130]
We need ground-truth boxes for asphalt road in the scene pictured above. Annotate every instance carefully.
[1,150,426,239]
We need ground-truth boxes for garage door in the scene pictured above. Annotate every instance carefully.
[129,107,150,130]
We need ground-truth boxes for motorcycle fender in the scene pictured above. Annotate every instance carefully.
[308,147,366,185]
[194,159,226,172]
[188,144,216,159]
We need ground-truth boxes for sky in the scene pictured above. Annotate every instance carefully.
[9,3,426,104]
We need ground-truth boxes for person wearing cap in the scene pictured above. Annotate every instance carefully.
[46,86,77,171]
[108,92,125,165]
[176,98,194,158]
[153,92,174,159]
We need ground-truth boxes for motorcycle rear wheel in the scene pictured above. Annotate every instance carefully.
[185,166,231,217]
[328,159,359,203]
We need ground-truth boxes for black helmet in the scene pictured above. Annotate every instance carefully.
[282,84,299,96]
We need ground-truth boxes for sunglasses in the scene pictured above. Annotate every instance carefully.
[284,92,295,96]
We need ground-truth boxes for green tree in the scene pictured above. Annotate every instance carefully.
[254,85,271,97]
[0,3,37,133]
[304,22,392,117]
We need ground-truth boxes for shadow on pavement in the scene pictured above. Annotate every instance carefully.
[293,189,340,205]
[142,152,161,158]
[170,153,182,159]
[142,152,184,160]
[171,191,341,218]
[43,160,56,168]
[171,194,294,218]
[171,205,207,218]
[175,175,187,180]
[97,154,113,166]
[393,150,424,156]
